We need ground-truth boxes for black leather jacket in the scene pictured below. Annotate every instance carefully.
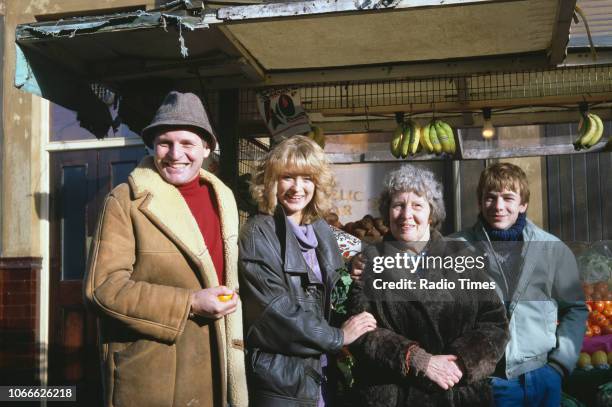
[238,206,345,407]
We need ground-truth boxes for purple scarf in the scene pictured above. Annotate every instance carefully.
[287,218,323,283]
[287,218,328,407]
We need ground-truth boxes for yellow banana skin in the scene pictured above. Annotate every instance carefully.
[390,124,403,158]
[434,121,452,154]
[429,122,442,154]
[438,120,456,154]
[574,114,594,150]
[420,123,434,153]
[585,113,604,147]
[400,123,412,158]
[408,121,421,155]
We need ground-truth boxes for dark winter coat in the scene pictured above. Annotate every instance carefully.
[348,231,509,407]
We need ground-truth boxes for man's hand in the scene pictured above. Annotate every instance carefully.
[341,311,377,345]
[424,355,463,390]
[190,286,238,319]
[350,253,366,281]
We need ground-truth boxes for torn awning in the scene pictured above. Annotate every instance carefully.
[14,0,578,138]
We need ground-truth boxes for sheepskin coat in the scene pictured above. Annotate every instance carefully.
[84,156,248,407]
[348,231,509,407]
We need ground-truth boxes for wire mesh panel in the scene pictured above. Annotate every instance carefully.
[238,64,612,118]
[237,137,269,225]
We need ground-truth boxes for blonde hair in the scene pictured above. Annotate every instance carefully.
[250,136,335,224]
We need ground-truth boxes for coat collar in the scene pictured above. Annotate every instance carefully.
[128,156,237,287]
[273,205,343,287]
[472,218,536,307]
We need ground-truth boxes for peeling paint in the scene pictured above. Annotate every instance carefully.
[13,113,21,124]
[17,8,201,59]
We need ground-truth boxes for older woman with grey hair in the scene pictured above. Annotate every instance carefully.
[347,164,508,407]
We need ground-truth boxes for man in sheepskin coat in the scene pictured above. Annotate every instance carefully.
[84,91,248,407]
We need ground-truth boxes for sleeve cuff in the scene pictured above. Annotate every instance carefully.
[406,345,432,376]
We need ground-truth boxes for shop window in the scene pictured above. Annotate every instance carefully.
[60,165,88,280]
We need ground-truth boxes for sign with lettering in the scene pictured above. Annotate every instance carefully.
[330,163,400,223]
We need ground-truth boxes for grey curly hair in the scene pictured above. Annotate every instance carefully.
[378,164,446,230]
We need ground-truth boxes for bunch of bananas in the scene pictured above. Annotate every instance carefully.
[390,119,456,158]
[574,113,605,150]
[390,120,421,158]
[305,126,325,149]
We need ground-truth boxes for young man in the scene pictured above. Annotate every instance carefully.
[84,91,248,407]
[452,162,587,406]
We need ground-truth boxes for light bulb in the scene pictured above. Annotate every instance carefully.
[482,108,495,139]
[482,119,495,139]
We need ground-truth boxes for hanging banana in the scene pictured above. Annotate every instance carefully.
[400,122,412,158]
[585,113,604,147]
[574,113,605,150]
[438,120,456,154]
[390,124,404,158]
[407,121,421,156]
[434,121,452,154]
[420,122,434,153]
[429,121,443,154]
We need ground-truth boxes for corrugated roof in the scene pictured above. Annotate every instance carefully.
[569,0,612,47]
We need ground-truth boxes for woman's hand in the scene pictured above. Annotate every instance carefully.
[424,355,463,390]
[341,311,377,345]
[350,253,366,281]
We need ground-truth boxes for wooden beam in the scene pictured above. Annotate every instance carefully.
[200,53,551,88]
[548,0,577,65]
[314,94,612,116]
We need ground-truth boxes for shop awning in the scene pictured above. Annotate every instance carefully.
[14,0,578,136]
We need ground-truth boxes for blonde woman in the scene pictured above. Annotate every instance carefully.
[239,136,376,407]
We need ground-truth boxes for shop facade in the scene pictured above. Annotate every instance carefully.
[1,0,611,405]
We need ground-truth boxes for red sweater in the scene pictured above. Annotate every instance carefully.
[177,177,225,285]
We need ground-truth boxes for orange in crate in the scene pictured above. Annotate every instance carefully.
[592,325,602,336]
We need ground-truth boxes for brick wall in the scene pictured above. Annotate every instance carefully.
[0,257,41,385]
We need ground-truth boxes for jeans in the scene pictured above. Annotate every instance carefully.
[491,365,562,407]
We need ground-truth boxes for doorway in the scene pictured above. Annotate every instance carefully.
[48,146,147,405]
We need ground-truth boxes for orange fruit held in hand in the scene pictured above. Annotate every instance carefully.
[218,294,233,302]
[592,325,602,336]
[585,326,593,337]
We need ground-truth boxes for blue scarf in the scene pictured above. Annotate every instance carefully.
[480,212,527,241]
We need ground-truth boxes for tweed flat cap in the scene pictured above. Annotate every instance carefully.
[141,91,217,149]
